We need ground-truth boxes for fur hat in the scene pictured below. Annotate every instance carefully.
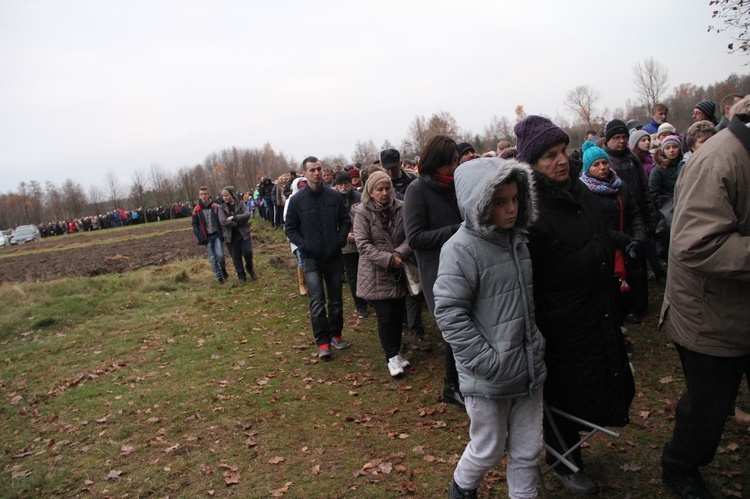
[604,119,629,141]
[514,115,570,165]
[657,123,676,136]
[222,185,236,199]
[695,100,717,124]
[660,135,682,152]
[582,141,610,175]
[628,129,650,151]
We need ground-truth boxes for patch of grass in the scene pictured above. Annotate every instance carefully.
[0,222,748,497]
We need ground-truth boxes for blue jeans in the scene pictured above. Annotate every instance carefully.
[205,233,226,279]
[303,254,344,346]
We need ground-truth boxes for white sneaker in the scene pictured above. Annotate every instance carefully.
[387,356,404,377]
[396,353,411,369]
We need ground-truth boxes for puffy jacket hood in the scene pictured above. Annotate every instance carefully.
[454,157,537,236]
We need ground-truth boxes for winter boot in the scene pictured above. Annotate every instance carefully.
[297,267,307,296]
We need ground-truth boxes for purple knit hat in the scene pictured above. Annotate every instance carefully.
[514,115,570,165]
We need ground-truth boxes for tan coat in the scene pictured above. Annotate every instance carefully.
[353,199,412,301]
[660,119,750,356]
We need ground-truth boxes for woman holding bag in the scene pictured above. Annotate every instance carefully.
[354,171,413,377]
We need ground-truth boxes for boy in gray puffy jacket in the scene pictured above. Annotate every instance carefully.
[434,158,546,499]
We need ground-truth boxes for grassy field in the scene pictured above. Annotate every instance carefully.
[0,221,748,498]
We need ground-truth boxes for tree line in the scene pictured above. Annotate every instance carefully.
[2,66,749,230]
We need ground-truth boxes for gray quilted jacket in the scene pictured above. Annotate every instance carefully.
[433,158,547,399]
[353,199,412,301]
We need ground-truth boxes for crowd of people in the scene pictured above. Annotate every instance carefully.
[188,96,749,499]
[38,203,193,237]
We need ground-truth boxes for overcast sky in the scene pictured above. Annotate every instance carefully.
[0,0,745,193]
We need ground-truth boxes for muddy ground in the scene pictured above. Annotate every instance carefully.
[0,220,252,283]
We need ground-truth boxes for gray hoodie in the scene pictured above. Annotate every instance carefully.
[433,157,546,399]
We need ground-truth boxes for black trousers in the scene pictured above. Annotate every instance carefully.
[662,340,750,475]
[371,298,405,360]
[342,252,367,310]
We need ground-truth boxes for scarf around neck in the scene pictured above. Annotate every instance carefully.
[580,170,622,195]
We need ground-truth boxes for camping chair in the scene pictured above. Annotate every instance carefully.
[536,404,621,498]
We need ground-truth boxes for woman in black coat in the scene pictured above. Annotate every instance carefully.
[515,116,634,494]
[403,135,464,408]
[579,141,647,325]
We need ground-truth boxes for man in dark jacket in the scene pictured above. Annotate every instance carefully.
[192,186,229,284]
[285,156,352,359]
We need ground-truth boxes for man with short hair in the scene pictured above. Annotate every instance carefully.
[285,157,352,359]
[192,186,229,284]
[334,171,368,318]
[717,93,744,131]
[642,103,669,135]
[322,167,334,186]
[496,140,512,156]
[456,142,477,165]
[660,96,750,499]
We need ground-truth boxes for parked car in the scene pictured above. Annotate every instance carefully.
[10,225,41,245]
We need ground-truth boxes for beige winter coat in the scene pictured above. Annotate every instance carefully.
[659,120,750,356]
[353,199,412,301]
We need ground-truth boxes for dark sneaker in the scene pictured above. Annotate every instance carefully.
[662,468,714,499]
[331,336,350,350]
[624,313,642,324]
[357,307,369,319]
[554,470,597,495]
[448,479,477,499]
[238,278,246,285]
[217,277,225,284]
[442,383,466,409]
[248,269,257,280]
[221,268,229,280]
[318,345,332,360]
[410,336,433,350]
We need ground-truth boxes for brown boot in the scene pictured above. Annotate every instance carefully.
[297,267,307,296]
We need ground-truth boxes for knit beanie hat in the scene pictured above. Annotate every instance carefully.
[628,129,650,151]
[457,142,475,158]
[661,135,682,152]
[349,168,360,180]
[582,141,610,175]
[514,115,570,165]
[695,100,717,124]
[657,123,676,136]
[222,185,236,199]
[333,172,351,186]
[604,119,629,141]
[361,171,393,205]
[626,119,642,132]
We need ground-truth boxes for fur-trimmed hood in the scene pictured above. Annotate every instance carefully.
[454,157,537,237]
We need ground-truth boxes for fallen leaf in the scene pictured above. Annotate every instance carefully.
[11,468,32,479]
[84,479,94,486]
[311,464,320,475]
[659,376,673,384]
[222,470,241,485]
[96,417,108,423]
[268,456,285,464]
[197,339,205,348]
[164,443,180,453]
[120,445,134,456]
[271,481,293,497]
[621,463,641,472]
[107,470,123,480]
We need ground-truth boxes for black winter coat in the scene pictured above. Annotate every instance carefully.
[603,146,654,228]
[587,179,646,249]
[284,186,351,262]
[527,171,634,427]
[403,175,462,315]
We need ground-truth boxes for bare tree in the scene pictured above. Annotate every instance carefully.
[400,115,429,158]
[564,85,601,128]
[426,110,460,141]
[88,185,105,215]
[61,179,87,218]
[709,0,750,58]
[130,168,149,210]
[105,170,122,210]
[351,139,378,165]
[632,58,669,111]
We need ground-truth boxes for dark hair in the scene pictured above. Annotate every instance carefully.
[721,93,744,111]
[198,186,209,192]
[301,156,319,170]
[417,135,458,176]
[651,103,668,114]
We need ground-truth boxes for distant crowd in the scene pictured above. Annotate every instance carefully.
[38,203,194,237]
